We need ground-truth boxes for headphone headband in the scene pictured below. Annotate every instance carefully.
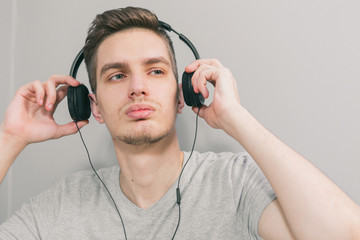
[69,20,200,79]
[67,20,203,122]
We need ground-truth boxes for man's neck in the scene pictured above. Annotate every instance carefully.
[113,132,183,209]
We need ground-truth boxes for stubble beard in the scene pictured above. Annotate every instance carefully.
[116,122,175,146]
[115,98,179,146]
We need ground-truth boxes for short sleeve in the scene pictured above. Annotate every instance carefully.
[232,153,276,239]
[0,180,63,240]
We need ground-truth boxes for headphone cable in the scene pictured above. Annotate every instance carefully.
[75,121,128,240]
[75,106,200,240]
[171,107,201,239]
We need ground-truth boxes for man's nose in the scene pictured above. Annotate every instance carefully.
[128,74,149,98]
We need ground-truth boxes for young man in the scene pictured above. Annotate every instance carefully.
[0,7,359,240]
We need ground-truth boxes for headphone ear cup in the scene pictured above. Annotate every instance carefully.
[67,85,91,121]
[182,71,204,107]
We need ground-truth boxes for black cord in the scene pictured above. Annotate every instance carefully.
[75,107,200,240]
[75,122,128,240]
[171,107,201,239]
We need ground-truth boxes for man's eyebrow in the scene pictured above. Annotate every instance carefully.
[99,57,171,77]
[100,62,128,77]
[143,57,171,67]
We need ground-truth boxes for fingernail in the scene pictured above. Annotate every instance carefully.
[47,104,53,110]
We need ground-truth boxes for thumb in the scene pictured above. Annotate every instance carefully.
[53,120,89,139]
[192,105,207,119]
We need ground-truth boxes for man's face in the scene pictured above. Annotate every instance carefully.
[91,28,183,145]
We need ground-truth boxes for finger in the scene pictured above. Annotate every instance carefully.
[18,80,45,105]
[185,59,224,73]
[192,65,215,98]
[192,105,208,119]
[32,80,45,106]
[53,120,89,139]
[191,63,209,93]
[43,80,57,111]
[52,85,69,110]
[44,75,79,111]
[49,75,80,88]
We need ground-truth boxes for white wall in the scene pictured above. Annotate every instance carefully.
[1,0,359,222]
[0,0,15,220]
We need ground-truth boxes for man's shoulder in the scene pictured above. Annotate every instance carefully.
[33,165,119,200]
[182,151,253,181]
[60,165,119,188]
[189,151,251,166]
[23,165,119,212]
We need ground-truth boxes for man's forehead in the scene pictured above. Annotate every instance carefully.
[98,28,168,53]
[96,28,173,73]
[98,29,168,58]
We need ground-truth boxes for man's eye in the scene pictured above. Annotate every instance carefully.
[110,74,124,81]
[151,69,164,75]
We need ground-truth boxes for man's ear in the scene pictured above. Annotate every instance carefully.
[177,83,185,114]
[89,93,104,124]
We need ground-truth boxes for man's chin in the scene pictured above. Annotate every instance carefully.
[116,127,174,146]
[118,135,164,146]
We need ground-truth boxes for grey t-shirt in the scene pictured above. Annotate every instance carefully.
[0,151,276,239]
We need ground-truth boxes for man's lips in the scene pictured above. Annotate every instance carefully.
[125,104,155,119]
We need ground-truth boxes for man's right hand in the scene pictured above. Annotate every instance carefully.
[0,75,89,183]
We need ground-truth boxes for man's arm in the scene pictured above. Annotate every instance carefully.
[0,127,27,183]
[0,75,88,183]
[232,105,360,239]
[185,59,360,239]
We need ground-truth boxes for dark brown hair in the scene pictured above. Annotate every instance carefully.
[83,7,178,93]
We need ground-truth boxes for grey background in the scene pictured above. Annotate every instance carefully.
[1,0,359,222]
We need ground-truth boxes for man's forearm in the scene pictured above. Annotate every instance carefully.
[0,125,27,183]
[224,105,360,239]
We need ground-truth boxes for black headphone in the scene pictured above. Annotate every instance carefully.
[67,21,204,122]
